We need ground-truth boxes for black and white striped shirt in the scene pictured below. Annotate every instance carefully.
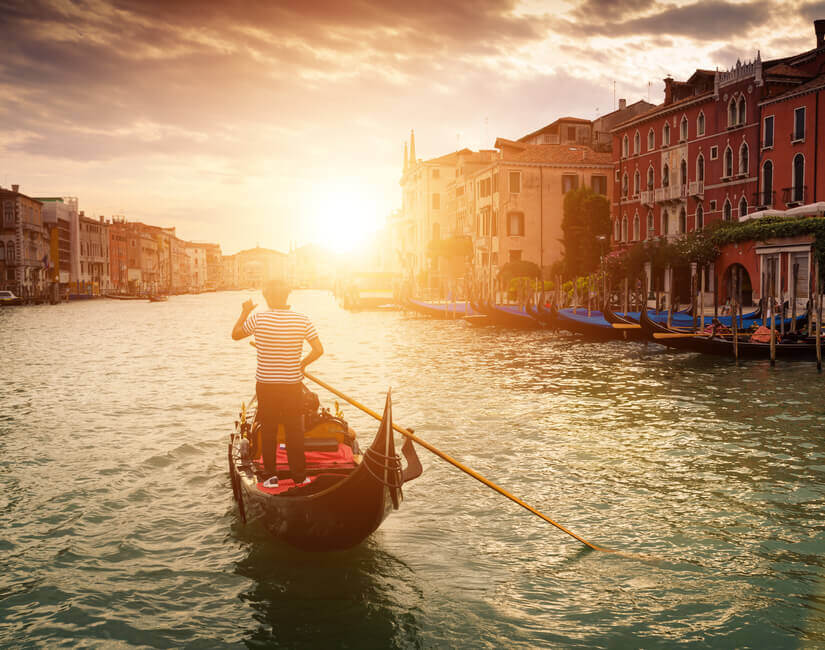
[242,309,319,383]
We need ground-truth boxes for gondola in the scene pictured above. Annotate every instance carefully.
[527,302,557,327]
[553,307,631,340]
[476,300,543,329]
[639,308,820,360]
[601,304,658,340]
[228,387,422,551]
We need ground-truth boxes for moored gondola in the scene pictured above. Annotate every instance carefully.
[477,300,544,329]
[228,387,421,551]
[554,307,631,340]
[405,298,475,319]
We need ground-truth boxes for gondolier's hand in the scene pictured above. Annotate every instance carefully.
[241,298,257,314]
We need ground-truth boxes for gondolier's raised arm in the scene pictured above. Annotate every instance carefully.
[231,298,257,340]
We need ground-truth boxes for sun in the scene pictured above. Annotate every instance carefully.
[310,184,382,254]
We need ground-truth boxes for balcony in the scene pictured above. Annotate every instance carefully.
[782,185,807,207]
[689,180,704,197]
[655,186,685,203]
[753,190,776,209]
[654,188,666,203]
[640,190,654,206]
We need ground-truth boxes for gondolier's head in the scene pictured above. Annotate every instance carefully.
[263,279,291,308]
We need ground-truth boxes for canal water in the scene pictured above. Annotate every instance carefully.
[2,290,824,648]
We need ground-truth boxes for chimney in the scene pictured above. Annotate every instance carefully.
[11,184,19,193]
[663,77,674,104]
[618,98,627,110]
[816,19,825,49]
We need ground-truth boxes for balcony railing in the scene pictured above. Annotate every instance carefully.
[689,180,704,197]
[654,188,666,203]
[782,185,807,206]
[640,190,654,206]
[753,190,776,209]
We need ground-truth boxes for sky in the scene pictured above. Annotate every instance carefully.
[1,0,823,254]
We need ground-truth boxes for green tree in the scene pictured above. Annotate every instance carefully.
[560,186,611,278]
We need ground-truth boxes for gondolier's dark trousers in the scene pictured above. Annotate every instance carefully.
[256,381,305,482]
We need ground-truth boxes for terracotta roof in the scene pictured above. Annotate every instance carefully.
[764,63,814,79]
[424,148,473,165]
[762,72,825,104]
[611,89,714,132]
[495,138,611,165]
[517,116,592,142]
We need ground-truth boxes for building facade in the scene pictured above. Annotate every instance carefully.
[0,185,48,296]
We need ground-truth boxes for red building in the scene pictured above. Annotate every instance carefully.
[610,20,825,307]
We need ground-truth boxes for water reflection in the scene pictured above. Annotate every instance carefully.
[233,526,423,649]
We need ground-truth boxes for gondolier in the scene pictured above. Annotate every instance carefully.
[231,280,324,486]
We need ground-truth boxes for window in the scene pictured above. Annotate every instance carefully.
[728,98,737,126]
[432,193,440,210]
[2,201,13,227]
[661,211,669,235]
[648,129,655,151]
[696,204,704,230]
[723,200,732,221]
[633,170,640,195]
[621,216,628,242]
[591,175,607,195]
[792,153,805,202]
[567,126,577,141]
[738,196,748,218]
[793,107,806,141]
[697,154,704,182]
[663,123,670,146]
[562,174,579,193]
[509,171,521,194]
[633,214,640,241]
[680,116,688,141]
[647,166,654,189]
[622,135,629,158]
[763,116,774,148]
[710,146,718,160]
[507,212,525,236]
[680,159,687,186]
[509,250,522,263]
[662,163,670,187]
[737,96,746,125]
[614,218,621,241]
[723,147,733,178]
[678,207,686,233]
[621,172,628,197]
[739,142,749,175]
[709,200,717,211]
[762,160,773,205]
[633,131,640,154]
[646,212,654,238]
[432,168,440,179]
[697,111,706,136]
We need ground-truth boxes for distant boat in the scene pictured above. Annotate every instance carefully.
[148,295,168,302]
[0,290,24,306]
[104,294,144,300]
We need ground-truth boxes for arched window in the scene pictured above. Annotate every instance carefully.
[621,216,628,242]
[793,153,805,202]
[622,172,628,197]
[680,159,687,186]
[633,213,640,241]
[724,146,733,178]
[646,212,654,239]
[697,154,705,182]
[647,166,655,189]
[7,242,14,263]
[737,96,746,125]
[648,128,655,151]
[739,142,749,175]
[697,111,706,136]
[723,199,732,221]
[680,116,688,141]
[762,160,773,205]
[678,207,686,233]
[622,135,629,158]
[661,210,669,236]
[633,170,640,195]
[634,131,640,154]
[662,163,670,187]
[738,196,748,219]
[696,204,704,230]
[728,98,737,126]
[663,122,670,146]
[614,218,621,241]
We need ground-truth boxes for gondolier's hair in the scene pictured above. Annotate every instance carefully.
[263,279,291,308]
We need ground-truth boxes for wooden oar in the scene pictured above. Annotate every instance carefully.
[303,370,609,553]
[654,332,705,339]
[611,323,641,329]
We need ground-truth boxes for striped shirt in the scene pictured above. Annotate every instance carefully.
[242,309,319,383]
